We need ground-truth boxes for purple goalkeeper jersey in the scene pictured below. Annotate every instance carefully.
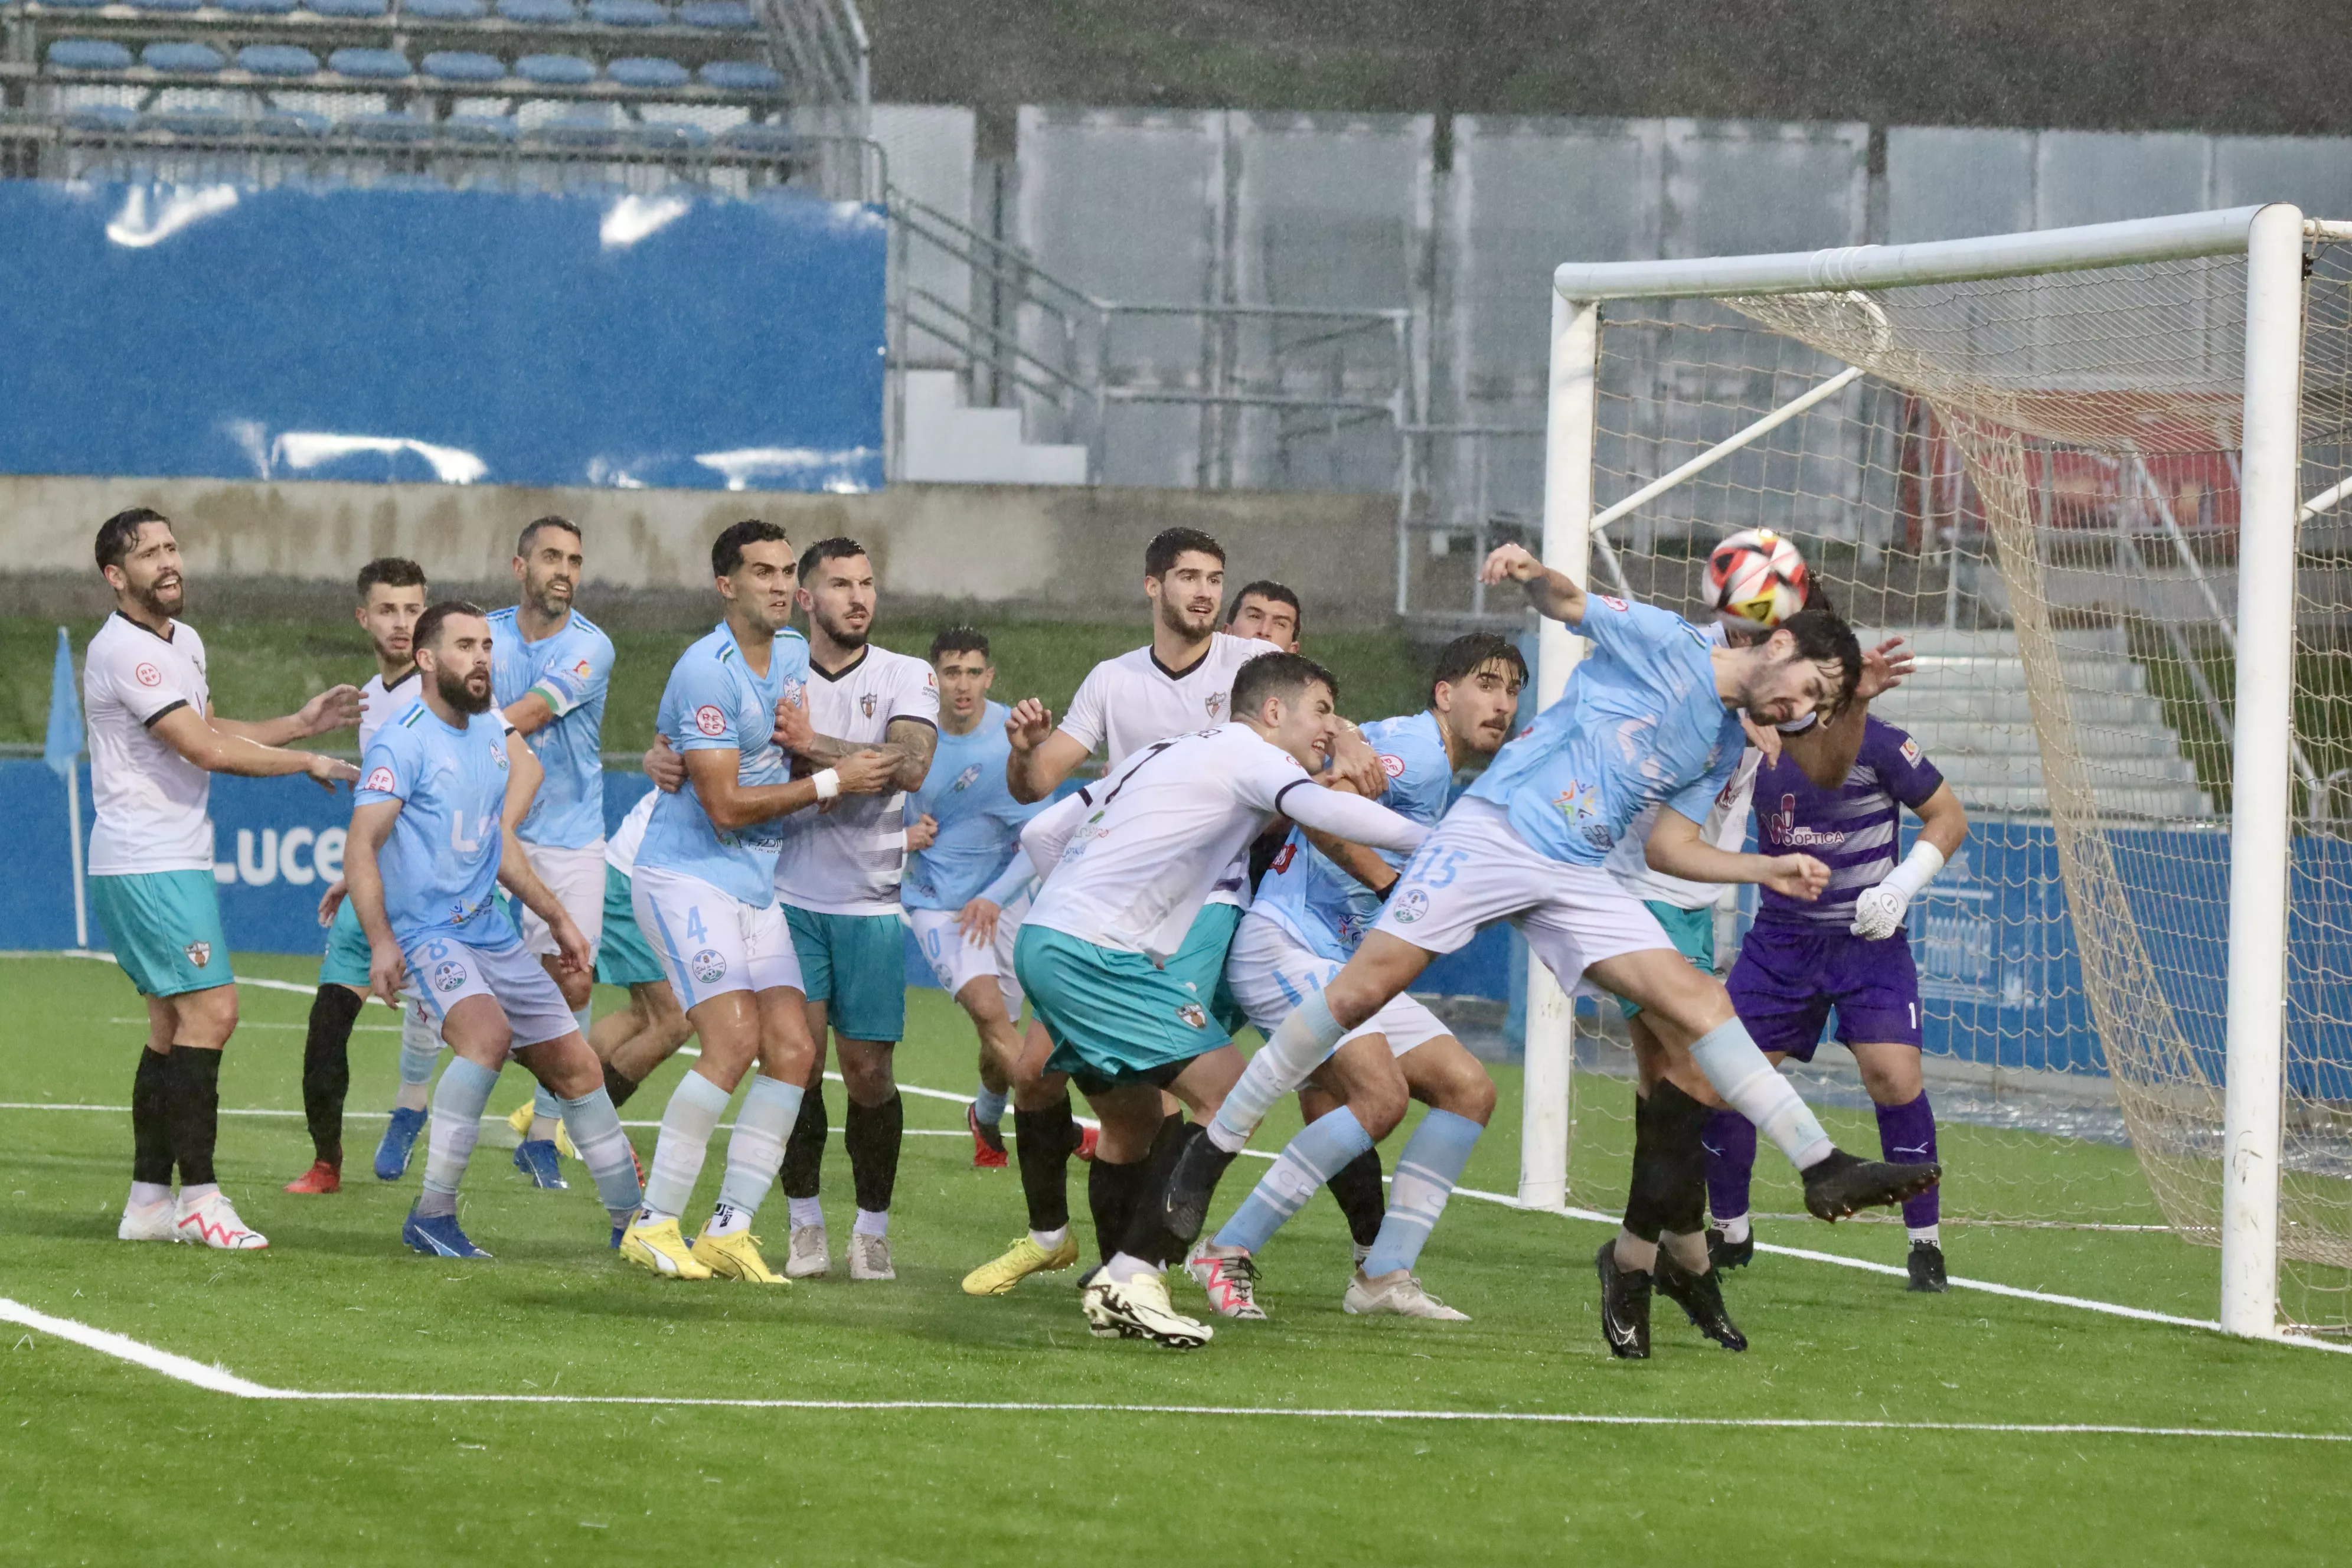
[1752,716,1945,928]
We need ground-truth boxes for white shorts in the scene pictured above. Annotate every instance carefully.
[1224,913,1450,1060]
[908,890,1026,1019]
[1374,799,1671,994]
[515,840,607,961]
[404,932,577,1049]
[632,865,805,1011]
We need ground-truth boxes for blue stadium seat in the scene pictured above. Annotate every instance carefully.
[309,0,391,15]
[143,105,237,133]
[443,112,520,140]
[716,119,789,152]
[216,0,300,12]
[340,109,433,139]
[698,58,779,91]
[63,103,139,130]
[33,0,113,9]
[45,38,136,70]
[626,119,710,149]
[420,49,504,81]
[585,0,665,24]
[129,0,205,13]
[402,0,488,14]
[514,52,594,83]
[328,45,411,77]
[237,44,322,76]
[538,110,616,146]
[607,55,687,87]
[141,41,227,71]
[495,0,577,22]
[678,1,753,27]
[256,108,330,135]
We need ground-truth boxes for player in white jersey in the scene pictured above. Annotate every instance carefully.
[619,521,897,1282]
[280,557,434,1196]
[345,602,643,1260]
[486,517,618,1187]
[1014,651,1432,1347]
[581,789,697,1108]
[86,509,362,1252]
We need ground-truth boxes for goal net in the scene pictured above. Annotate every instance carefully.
[1534,207,2352,1337]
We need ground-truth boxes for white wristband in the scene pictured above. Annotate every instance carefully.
[813,768,841,801]
[1880,839,1946,901]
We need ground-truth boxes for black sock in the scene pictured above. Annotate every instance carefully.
[165,1047,222,1188]
[1621,1089,1666,1246]
[602,1059,641,1109]
[1013,1103,1076,1233]
[844,1093,904,1214]
[1648,1081,1713,1239]
[300,986,361,1164]
[1117,1116,1206,1268]
[1087,1157,1149,1265]
[1327,1147,1387,1250]
[131,1047,172,1185]
[780,1087,828,1200]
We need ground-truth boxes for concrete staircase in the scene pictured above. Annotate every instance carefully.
[899,370,1089,485]
[1867,626,2215,821]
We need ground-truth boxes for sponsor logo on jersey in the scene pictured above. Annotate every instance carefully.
[1765,793,1846,850]
[1380,753,1406,779]
[432,960,468,993]
[691,948,727,985]
[1598,594,1629,612]
[861,692,878,718]
[953,763,981,792]
[184,940,211,969]
[570,658,593,678]
[135,662,163,688]
[1553,779,1613,850]
[1175,1002,1208,1030]
[1389,888,1429,925]
[694,704,727,737]
[363,765,396,793]
[1900,737,1922,766]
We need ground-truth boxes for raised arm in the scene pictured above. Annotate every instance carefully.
[1645,806,1828,903]
[1780,635,1913,788]
[213,684,363,748]
[152,706,359,790]
[1479,541,1589,626]
[1003,698,1093,805]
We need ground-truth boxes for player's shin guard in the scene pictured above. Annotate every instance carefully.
[1213,1109,1374,1255]
[1209,993,1343,1152]
[1688,1017,1831,1170]
[164,1046,223,1187]
[844,1093,904,1216]
[1704,1108,1758,1232]
[1875,1092,1941,1233]
[559,1085,642,1220]
[1364,1108,1483,1278]
[1326,1148,1387,1252]
[418,1056,498,1217]
[396,1004,440,1108]
[780,1089,827,1200]
[642,1070,730,1221]
[132,1047,173,1186]
[1013,1103,1076,1233]
[301,985,361,1164]
[717,1075,803,1220]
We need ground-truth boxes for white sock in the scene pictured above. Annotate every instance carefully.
[1210,992,1344,1151]
[1105,1250,1159,1285]
[1028,1226,1069,1252]
[1688,1018,1833,1170]
[1721,1212,1752,1244]
[853,1207,889,1239]
[130,1181,172,1208]
[640,1070,730,1221]
[788,1196,824,1230]
[716,1076,801,1219]
[1909,1223,1941,1246]
[708,1200,750,1239]
[394,1003,439,1112]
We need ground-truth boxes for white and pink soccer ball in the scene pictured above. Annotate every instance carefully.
[1706,528,1810,631]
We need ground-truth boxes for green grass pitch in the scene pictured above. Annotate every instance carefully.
[2,951,2347,1565]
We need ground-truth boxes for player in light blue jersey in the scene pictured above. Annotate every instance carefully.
[1193,633,1524,1322]
[486,517,616,1184]
[901,627,1047,1177]
[344,602,644,1260]
[618,521,896,1282]
[1165,541,1943,1359]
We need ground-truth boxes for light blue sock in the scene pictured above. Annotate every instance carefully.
[1689,1017,1832,1170]
[972,1083,1009,1129]
[530,1083,564,1131]
[715,1074,803,1221]
[1364,1109,1484,1277]
[1212,1108,1374,1255]
[641,1070,731,1221]
[397,1006,440,1084]
[418,1056,499,1217]
[558,1086,642,1224]
[1210,992,1344,1151]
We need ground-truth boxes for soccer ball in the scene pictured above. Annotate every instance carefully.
[1706,529,1809,629]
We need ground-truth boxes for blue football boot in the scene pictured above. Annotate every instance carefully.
[374,1106,427,1181]
[403,1204,492,1259]
[512,1138,568,1190]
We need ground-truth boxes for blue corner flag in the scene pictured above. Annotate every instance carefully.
[44,626,81,779]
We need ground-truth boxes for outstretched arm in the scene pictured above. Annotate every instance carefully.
[1645,806,1828,903]
[1275,782,1429,858]
[213,684,363,747]
[152,706,359,790]
[1781,635,1913,788]
[1478,541,1589,626]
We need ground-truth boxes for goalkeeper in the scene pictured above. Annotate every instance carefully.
[1704,709,1969,1293]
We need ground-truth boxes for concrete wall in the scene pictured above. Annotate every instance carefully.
[0,472,1400,627]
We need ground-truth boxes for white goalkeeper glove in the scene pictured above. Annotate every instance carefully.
[1851,841,1946,940]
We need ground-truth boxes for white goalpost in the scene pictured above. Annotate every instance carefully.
[1520,204,2346,1341]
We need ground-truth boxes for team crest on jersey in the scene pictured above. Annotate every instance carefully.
[782,678,805,705]
[184,940,211,969]
[492,741,509,772]
[694,704,727,737]
[1175,1002,1208,1030]
[861,692,878,718]
[135,662,162,688]
[363,765,396,793]
[691,949,727,985]
[953,763,981,792]
[1205,692,1226,720]
[432,960,468,994]
[1379,753,1406,779]
[1598,594,1629,612]
[1900,737,1922,766]
[1389,889,1429,925]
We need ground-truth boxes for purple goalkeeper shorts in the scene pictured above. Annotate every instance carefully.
[1725,918,1922,1061]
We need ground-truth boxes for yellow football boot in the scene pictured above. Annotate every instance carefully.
[961,1234,1082,1296]
[505,1099,579,1158]
[620,1216,713,1279]
[691,1226,788,1284]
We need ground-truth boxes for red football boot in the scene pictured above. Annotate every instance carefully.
[968,1104,1009,1168]
[282,1158,341,1195]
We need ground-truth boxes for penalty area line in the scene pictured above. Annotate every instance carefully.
[0,1295,2340,1443]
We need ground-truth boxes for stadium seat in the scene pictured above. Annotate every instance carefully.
[401,0,489,15]
[607,54,688,87]
[309,0,392,15]
[716,119,789,152]
[537,109,616,146]
[143,105,238,134]
[443,112,520,139]
[585,0,665,24]
[216,0,301,13]
[328,45,412,77]
[128,0,205,13]
[678,1,754,28]
[698,58,779,90]
[420,49,504,81]
[141,40,227,71]
[256,108,330,135]
[626,119,710,149]
[495,0,577,22]
[515,51,594,83]
[340,109,433,139]
[45,38,136,70]
[237,44,324,76]
[31,0,113,10]
[62,103,140,131]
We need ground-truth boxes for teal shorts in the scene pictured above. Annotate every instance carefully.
[318,896,373,989]
[785,904,906,1043]
[1618,899,1717,1020]
[595,865,665,988]
[1161,900,1248,1037]
[1014,923,1230,1096]
[90,870,234,999]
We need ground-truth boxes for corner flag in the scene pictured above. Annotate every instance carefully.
[45,628,88,949]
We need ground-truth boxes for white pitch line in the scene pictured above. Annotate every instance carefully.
[0,1296,2340,1441]
[34,949,384,1004]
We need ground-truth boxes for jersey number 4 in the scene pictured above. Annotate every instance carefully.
[450,811,490,855]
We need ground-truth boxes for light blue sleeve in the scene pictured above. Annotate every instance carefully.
[356,726,416,805]
[531,627,614,717]
[976,851,1035,909]
[668,655,742,754]
[1577,594,1701,663]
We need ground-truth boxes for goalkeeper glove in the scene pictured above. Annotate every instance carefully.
[1850,841,1946,940]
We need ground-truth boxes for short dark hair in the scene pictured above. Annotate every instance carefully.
[797,535,868,587]
[1430,633,1528,705]
[95,507,171,573]
[413,599,486,654]
[1226,580,1302,634]
[356,557,426,601]
[1776,605,1864,712]
[1231,651,1338,720]
[1145,527,1225,579]
[929,625,990,664]
[712,518,790,579]
[516,515,582,557]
